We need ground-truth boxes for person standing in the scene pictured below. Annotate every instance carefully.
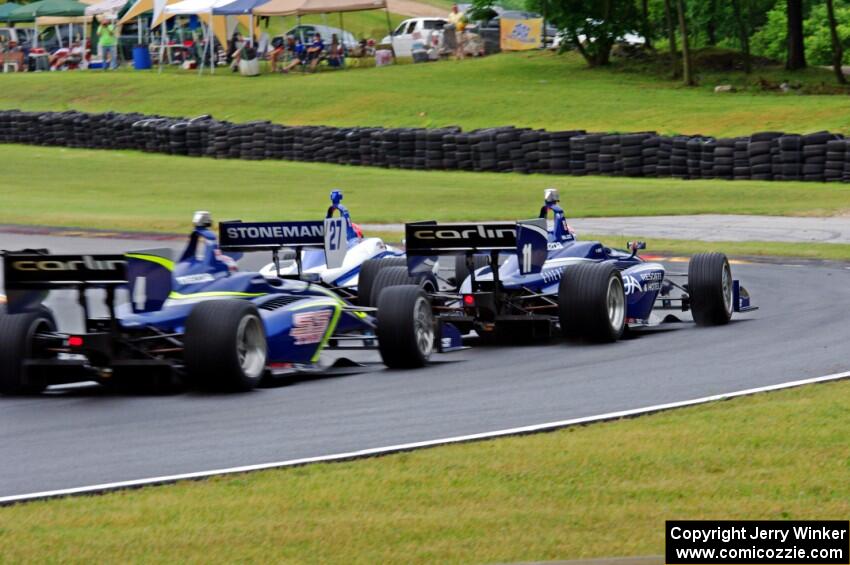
[98,16,118,70]
[448,4,466,59]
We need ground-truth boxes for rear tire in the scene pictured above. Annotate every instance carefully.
[376,285,434,368]
[453,255,489,290]
[0,307,55,395]
[358,257,408,307]
[369,266,437,307]
[184,300,267,391]
[688,252,733,326]
[558,262,626,342]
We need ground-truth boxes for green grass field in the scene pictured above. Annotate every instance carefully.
[1,379,847,563]
[3,51,850,135]
[1,145,848,232]
[3,144,849,259]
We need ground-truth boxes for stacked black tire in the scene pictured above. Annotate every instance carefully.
[1,108,848,182]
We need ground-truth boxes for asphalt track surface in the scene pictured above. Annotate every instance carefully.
[1,232,849,498]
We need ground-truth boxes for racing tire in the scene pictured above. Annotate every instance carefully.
[376,285,434,369]
[184,300,268,392]
[357,257,407,307]
[688,252,733,326]
[0,307,55,395]
[369,266,437,307]
[558,262,626,343]
[453,255,490,291]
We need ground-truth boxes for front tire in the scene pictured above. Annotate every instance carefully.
[0,307,55,395]
[558,262,626,342]
[184,300,268,391]
[376,285,434,368]
[688,252,733,326]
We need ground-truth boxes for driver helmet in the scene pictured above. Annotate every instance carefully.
[192,210,213,228]
[544,188,560,205]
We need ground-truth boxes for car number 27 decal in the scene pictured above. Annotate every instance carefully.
[291,310,333,345]
[324,217,347,269]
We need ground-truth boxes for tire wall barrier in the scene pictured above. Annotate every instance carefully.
[1,109,847,182]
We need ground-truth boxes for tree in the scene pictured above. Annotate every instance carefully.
[731,0,751,73]
[641,0,654,49]
[662,0,679,77]
[786,0,806,69]
[536,0,640,67]
[676,0,694,85]
[706,0,717,45]
[826,0,847,83]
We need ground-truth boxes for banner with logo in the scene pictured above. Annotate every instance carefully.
[499,17,543,51]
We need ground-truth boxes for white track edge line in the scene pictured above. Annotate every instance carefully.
[2,370,848,506]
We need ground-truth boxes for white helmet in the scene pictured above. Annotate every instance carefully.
[192,210,212,228]
[544,188,560,204]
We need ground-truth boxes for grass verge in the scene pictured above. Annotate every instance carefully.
[589,235,850,263]
[2,51,850,135]
[0,145,848,234]
[1,379,848,562]
[362,231,850,262]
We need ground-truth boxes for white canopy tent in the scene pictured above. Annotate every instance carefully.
[83,0,126,15]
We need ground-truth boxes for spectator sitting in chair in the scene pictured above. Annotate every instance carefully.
[305,32,324,72]
[49,40,84,70]
[280,36,306,73]
[227,31,243,70]
[269,35,286,72]
[327,33,344,68]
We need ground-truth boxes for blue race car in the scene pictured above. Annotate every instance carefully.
[0,213,452,395]
[400,189,756,343]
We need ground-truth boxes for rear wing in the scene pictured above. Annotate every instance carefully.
[405,219,548,275]
[2,250,174,316]
[218,218,349,270]
[2,252,127,315]
[3,253,127,287]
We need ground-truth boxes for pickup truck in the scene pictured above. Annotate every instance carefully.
[381,17,448,57]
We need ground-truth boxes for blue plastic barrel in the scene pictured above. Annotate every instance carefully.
[132,46,152,70]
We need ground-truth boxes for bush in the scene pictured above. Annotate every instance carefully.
[750,2,787,62]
